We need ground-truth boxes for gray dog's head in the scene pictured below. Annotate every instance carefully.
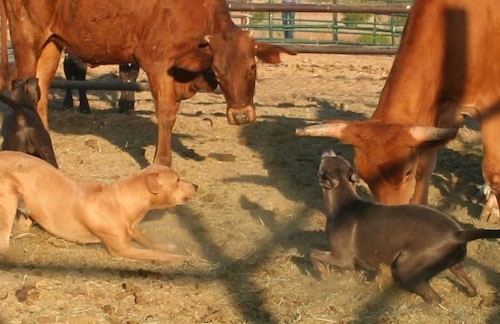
[318,149,358,190]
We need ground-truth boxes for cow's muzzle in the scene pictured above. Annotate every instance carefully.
[227,106,256,125]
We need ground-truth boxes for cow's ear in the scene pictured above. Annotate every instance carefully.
[174,47,212,73]
[253,41,296,64]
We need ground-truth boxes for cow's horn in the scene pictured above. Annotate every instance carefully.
[295,122,347,138]
[409,126,457,142]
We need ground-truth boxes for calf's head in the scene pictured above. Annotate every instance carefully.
[11,77,40,108]
[297,120,456,205]
[173,29,296,125]
[319,149,358,190]
[318,149,359,212]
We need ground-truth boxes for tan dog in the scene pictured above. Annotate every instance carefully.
[0,151,197,262]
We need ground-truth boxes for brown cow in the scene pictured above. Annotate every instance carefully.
[0,0,295,166]
[296,0,500,221]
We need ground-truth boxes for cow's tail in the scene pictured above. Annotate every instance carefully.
[0,0,8,92]
[456,229,500,243]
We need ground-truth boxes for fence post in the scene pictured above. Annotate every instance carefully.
[268,0,274,40]
[332,0,338,43]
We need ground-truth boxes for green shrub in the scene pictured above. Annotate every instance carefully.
[360,34,392,45]
[250,11,270,25]
[342,13,372,27]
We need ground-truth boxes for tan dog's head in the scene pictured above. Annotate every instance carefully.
[143,165,197,208]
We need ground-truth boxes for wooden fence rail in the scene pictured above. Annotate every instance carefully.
[50,79,151,92]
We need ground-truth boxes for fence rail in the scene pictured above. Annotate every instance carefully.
[229,2,412,54]
[227,2,412,14]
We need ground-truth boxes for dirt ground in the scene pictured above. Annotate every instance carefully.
[0,53,499,323]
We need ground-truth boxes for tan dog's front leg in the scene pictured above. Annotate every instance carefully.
[101,235,186,263]
[0,192,19,253]
[108,245,186,263]
[130,228,177,252]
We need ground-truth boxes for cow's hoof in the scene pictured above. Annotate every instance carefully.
[62,99,74,110]
[79,106,91,114]
[118,100,135,113]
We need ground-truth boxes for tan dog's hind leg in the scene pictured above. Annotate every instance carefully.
[0,190,19,253]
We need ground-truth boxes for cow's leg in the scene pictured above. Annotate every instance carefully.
[479,188,499,222]
[77,69,90,114]
[4,6,39,80]
[118,63,140,113]
[479,111,500,223]
[63,54,90,113]
[36,42,62,130]
[62,55,75,109]
[411,147,438,205]
[145,71,179,166]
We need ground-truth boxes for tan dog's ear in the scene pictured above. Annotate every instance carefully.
[146,173,160,194]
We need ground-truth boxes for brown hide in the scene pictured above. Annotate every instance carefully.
[297,0,500,209]
[1,0,295,166]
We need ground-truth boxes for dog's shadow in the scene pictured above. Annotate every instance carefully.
[290,251,382,283]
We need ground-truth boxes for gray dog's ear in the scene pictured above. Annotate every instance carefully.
[146,173,160,194]
[321,149,336,159]
[350,171,359,183]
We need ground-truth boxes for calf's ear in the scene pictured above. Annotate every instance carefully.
[173,47,213,73]
[146,173,160,194]
[254,42,296,64]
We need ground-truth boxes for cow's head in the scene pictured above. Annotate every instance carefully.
[296,120,457,204]
[173,29,296,125]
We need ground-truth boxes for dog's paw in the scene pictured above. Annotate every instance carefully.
[166,243,178,252]
[310,264,329,281]
[151,252,187,265]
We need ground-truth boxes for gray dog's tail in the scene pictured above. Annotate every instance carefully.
[456,229,500,243]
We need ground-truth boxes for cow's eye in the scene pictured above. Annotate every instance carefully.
[403,166,413,182]
[246,64,256,79]
[212,64,225,78]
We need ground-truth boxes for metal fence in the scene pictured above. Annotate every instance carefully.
[228,0,413,54]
